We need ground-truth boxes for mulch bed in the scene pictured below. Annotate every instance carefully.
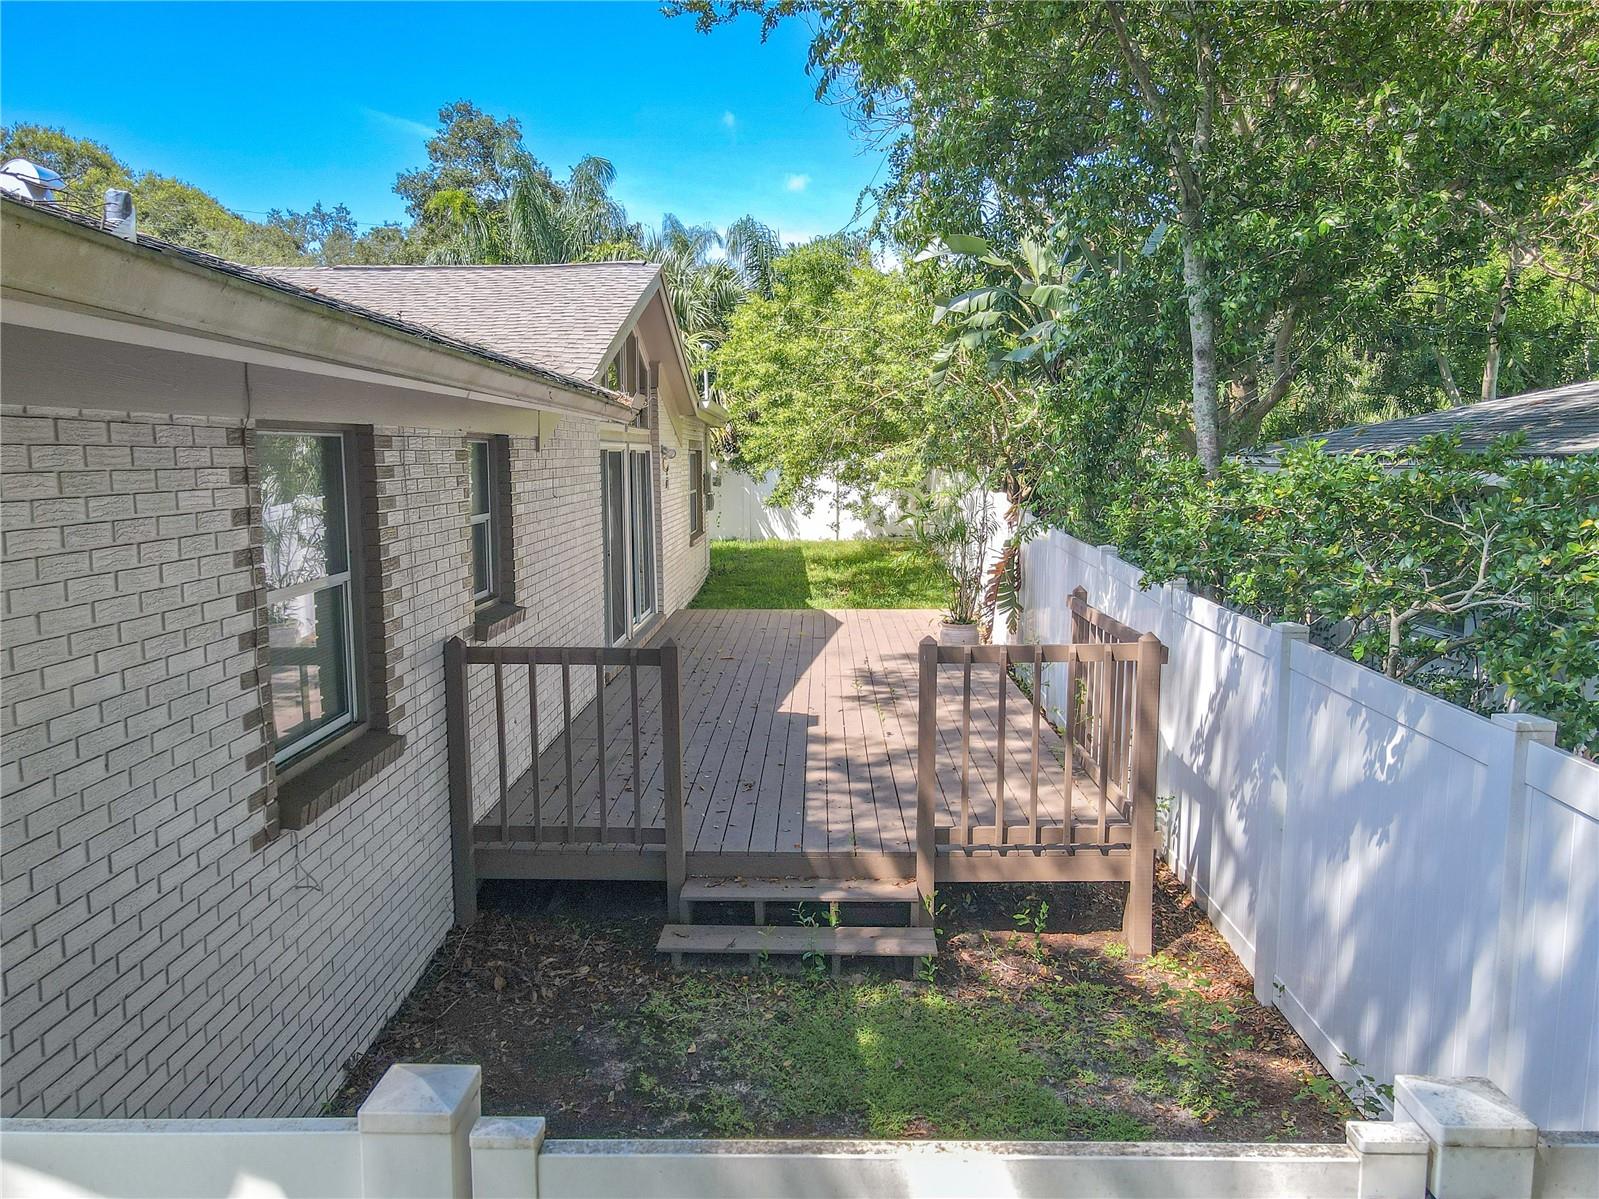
[331,866,1352,1142]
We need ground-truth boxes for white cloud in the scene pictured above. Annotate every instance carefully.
[721,111,737,130]
[785,173,811,193]
[362,107,434,140]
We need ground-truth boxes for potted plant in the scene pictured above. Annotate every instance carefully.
[910,481,999,644]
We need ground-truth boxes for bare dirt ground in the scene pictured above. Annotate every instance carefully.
[332,866,1353,1142]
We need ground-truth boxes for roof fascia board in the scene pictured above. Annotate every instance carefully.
[2,203,630,424]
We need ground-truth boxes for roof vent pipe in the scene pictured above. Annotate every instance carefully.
[104,189,137,241]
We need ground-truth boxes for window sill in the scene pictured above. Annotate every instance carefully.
[275,730,406,832]
[470,600,528,642]
[689,530,705,547]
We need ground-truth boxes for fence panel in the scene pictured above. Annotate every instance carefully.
[1017,527,1599,1130]
[1502,744,1599,1129]
[1278,642,1517,1093]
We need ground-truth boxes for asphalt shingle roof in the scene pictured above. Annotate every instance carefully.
[264,263,662,381]
[1,195,630,408]
[1276,379,1599,459]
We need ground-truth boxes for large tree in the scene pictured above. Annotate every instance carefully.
[683,1,1599,470]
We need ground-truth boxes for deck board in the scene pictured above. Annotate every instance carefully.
[485,608,1104,859]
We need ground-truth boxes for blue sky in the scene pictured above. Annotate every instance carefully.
[0,2,884,243]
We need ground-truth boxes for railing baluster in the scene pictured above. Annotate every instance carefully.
[630,650,642,845]
[561,649,575,837]
[495,658,509,844]
[527,661,542,843]
[1029,643,1041,843]
[1096,649,1111,844]
[960,652,972,847]
[595,661,607,843]
[995,649,1008,846]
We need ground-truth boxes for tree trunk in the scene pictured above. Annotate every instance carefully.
[1434,345,1464,405]
[1183,233,1222,473]
[1480,247,1527,404]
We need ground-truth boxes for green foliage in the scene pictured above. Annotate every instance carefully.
[1098,440,1599,753]
[689,538,948,609]
[907,483,999,624]
[684,0,1599,469]
[714,239,942,508]
[636,975,1153,1140]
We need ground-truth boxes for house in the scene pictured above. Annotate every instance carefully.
[0,194,721,1120]
[1247,378,1599,465]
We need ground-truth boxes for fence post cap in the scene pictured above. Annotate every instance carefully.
[469,1115,547,1151]
[1490,712,1558,743]
[1393,1075,1537,1149]
[1347,1119,1429,1155]
[1272,621,1312,640]
[358,1063,483,1135]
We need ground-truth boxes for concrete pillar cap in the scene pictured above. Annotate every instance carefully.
[1393,1075,1538,1149]
[358,1063,483,1135]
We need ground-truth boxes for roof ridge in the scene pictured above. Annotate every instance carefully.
[270,261,657,271]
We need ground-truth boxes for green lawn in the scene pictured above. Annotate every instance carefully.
[690,538,949,609]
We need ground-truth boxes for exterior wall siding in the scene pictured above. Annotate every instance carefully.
[0,396,704,1122]
[659,414,709,614]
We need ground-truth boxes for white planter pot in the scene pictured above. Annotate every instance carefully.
[939,620,980,646]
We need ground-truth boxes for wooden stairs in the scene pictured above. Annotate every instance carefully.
[657,878,935,974]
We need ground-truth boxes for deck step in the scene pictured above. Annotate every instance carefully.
[657,924,936,960]
[680,878,920,905]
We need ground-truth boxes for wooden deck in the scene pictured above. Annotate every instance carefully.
[471,608,1116,875]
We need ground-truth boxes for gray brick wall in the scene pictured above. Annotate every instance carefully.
[2,399,707,1119]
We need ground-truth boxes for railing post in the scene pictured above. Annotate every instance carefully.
[660,640,686,920]
[915,636,938,927]
[1254,622,1310,1005]
[444,636,477,926]
[1122,632,1162,957]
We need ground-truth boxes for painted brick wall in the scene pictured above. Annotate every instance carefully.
[465,418,607,820]
[1,408,465,1120]
[660,415,710,615]
[1,400,704,1119]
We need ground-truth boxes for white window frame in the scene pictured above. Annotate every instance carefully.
[688,444,705,538]
[260,428,363,768]
[467,437,499,606]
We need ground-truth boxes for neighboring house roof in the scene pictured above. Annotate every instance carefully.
[0,194,631,412]
[265,263,664,381]
[1257,379,1599,462]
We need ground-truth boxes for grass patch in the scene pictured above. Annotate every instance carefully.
[334,873,1356,1142]
[691,539,948,609]
[633,976,1152,1140]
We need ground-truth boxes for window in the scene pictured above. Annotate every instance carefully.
[468,438,498,604]
[261,431,359,765]
[688,445,705,538]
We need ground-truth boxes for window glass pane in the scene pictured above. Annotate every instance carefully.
[604,453,628,643]
[261,433,347,589]
[472,520,492,598]
[469,441,490,517]
[268,584,352,754]
[629,451,655,619]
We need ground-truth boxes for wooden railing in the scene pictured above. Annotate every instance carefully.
[444,638,686,923]
[914,598,1165,953]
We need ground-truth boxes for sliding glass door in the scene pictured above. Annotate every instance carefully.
[602,447,657,644]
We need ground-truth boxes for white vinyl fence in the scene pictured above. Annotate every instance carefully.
[1020,530,1599,1132]
[709,468,912,541]
[5,1064,1595,1199]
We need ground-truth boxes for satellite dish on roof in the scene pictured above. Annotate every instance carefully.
[0,158,66,202]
